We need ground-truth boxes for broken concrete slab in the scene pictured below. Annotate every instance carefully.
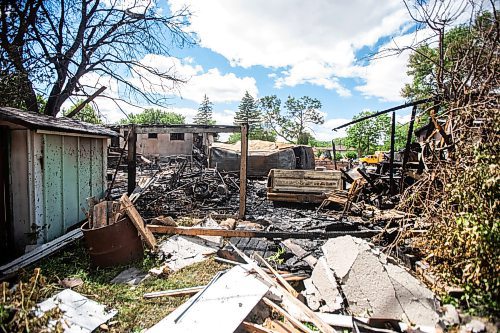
[302,257,342,313]
[158,235,219,271]
[321,236,439,326]
[385,263,439,325]
[111,267,149,285]
[310,257,343,313]
[321,235,360,281]
[36,289,117,333]
[302,279,322,311]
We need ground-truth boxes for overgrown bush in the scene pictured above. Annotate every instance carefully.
[397,5,499,317]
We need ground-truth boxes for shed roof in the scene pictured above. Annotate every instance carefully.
[0,107,117,137]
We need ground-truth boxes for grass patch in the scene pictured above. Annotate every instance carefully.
[7,239,229,332]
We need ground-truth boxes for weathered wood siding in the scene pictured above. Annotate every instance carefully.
[41,133,106,242]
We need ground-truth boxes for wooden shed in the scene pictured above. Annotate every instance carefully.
[0,107,117,263]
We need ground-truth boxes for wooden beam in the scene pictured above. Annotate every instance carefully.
[0,229,83,279]
[120,194,157,249]
[239,123,248,219]
[65,86,107,118]
[263,298,313,333]
[147,225,381,239]
[400,105,417,193]
[133,125,241,134]
[229,243,336,333]
[255,253,299,298]
[389,112,396,194]
[127,124,137,195]
[332,139,337,170]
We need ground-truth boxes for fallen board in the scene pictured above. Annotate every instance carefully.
[148,225,381,239]
[120,194,157,249]
[267,169,342,194]
[0,228,83,279]
[267,192,326,203]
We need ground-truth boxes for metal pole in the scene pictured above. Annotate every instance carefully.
[332,98,432,131]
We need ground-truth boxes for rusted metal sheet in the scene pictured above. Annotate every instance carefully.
[209,147,296,177]
[81,217,143,267]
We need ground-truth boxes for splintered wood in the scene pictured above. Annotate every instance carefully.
[120,194,157,249]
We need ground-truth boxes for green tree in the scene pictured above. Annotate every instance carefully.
[345,111,390,157]
[401,15,486,110]
[119,108,185,125]
[194,95,215,125]
[233,91,275,142]
[260,95,324,144]
[63,100,102,124]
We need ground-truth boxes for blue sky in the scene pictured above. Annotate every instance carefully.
[71,0,449,140]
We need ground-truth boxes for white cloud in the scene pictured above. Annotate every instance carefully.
[129,55,258,103]
[168,0,411,96]
[180,68,258,103]
[354,28,435,102]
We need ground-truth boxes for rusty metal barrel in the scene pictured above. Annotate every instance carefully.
[81,217,143,267]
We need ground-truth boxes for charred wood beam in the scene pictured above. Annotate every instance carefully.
[147,225,381,239]
[389,112,396,194]
[340,168,355,184]
[400,105,418,193]
[331,139,337,170]
[239,123,248,219]
[133,125,241,134]
[105,129,131,200]
[127,124,137,195]
[332,98,432,131]
[357,168,376,188]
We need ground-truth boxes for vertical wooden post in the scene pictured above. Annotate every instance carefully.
[331,139,337,170]
[400,105,418,193]
[127,124,137,195]
[239,124,248,219]
[389,112,396,194]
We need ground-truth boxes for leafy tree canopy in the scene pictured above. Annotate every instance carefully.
[63,100,102,124]
[119,108,185,125]
[260,95,324,144]
[345,111,390,157]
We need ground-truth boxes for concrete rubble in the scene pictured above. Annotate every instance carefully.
[320,235,439,326]
[301,257,343,313]
[158,235,219,271]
